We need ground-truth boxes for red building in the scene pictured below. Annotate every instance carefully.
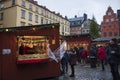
[101,6,120,38]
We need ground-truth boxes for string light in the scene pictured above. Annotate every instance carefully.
[32,28,36,31]
[5,29,9,32]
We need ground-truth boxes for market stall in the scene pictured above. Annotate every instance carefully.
[64,34,92,51]
[0,23,61,80]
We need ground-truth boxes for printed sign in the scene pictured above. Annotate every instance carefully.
[2,49,11,55]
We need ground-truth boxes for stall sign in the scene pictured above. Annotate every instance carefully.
[2,49,11,55]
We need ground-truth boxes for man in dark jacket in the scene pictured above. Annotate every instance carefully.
[106,38,120,80]
[61,50,69,74]
[89,45,98,68]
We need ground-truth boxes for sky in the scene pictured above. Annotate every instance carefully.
[36,0,120,24]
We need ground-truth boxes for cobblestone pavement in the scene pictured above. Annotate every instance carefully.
[47,63,117,80]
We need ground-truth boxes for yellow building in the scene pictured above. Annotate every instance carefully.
[0,0,70,35]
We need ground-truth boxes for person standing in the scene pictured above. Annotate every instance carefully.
[69,49,77,77]
[19,42,26,55]
[89,45,98,68]
[106,38,120,80]
[81,48,88,65]
[61,50,69,74]
[98,46,106,71]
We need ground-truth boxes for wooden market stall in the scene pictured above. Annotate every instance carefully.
[0,23,61,80]
[64,34,92,51]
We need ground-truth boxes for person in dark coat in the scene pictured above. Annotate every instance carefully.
[106,38,120,80]
[19,42,26,55]
[89,45,98,68]
[61,50,70,74]
[69,49,77,77]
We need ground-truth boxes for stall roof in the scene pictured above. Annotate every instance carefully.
[64,33,91,38]
[0,23,60,32]
[93,37,120,42]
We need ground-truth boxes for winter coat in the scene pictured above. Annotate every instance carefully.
[61,52,69,65]
[81,50,88,58]
[69,51,77,65]
[89,47,97,59]
[106,44,120,64]
[98,47,106,60]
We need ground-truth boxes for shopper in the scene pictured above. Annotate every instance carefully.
[106,38,120,80]
[98,46,106,71]
[69,49,77,77]
[61,50,69,74]
[89,45,98,68]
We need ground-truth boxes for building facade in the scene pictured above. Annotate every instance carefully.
[69,14,91,35]
[0,0,70,35]
[101,6,120,38]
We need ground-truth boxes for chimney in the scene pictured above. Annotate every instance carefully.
[117,9,120,21]
[75,15,77,18]
[83,13,87,20]
[65,16,68,20]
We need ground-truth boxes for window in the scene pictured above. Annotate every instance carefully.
[108,12,111,15]
[111,18,114,22]
[109,25,112,28]
[17,36,49,63]
[41,9,44,15]
[29,12,32,21]
[35,15,38,23]
[104,32,107,37]
[29,4,32,10]
[41,17,44,24]
[12,0,15,5]
[0,13,3,20]
[46,19,48,24]
[109,32,112,37]
[114,32,118,36]
[35,7,38,12]
[103,26,106,28]
[21,21,25,26]
[21,0,25,7]
[106,19,109,22]
[21,10,25,19]
[28,23,32,26]
[46,12,48,17]
[114,24,116,28]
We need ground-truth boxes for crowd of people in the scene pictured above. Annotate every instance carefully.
[60,38,120,80]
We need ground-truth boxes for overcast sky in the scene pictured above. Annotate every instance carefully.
[36,0,120,24]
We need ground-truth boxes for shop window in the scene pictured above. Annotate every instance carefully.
[17,36,49,62]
